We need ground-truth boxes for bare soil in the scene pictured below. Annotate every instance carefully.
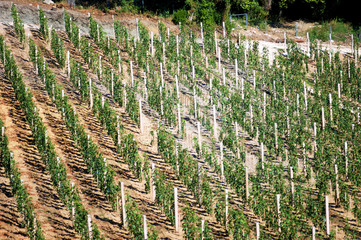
[0,0,360,239]
[0,69,78,239]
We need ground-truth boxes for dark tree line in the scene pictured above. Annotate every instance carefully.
[68,0,360,28]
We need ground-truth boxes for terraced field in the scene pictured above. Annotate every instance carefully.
[1,1,361,239]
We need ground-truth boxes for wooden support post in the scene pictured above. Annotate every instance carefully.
[244,47,247,69]
[296,94,300,117]
[276,194,281,233]
[201,219,205,240]
[286,106,290,136]
[200,22,204,44]
[274,123,278,150]
[314,122,317,138]
[88,42,91,63]
[117,116,120,146]
[225,189,228,228]
[222,68,226,85]
[67,50,70,78]
[190,45,193,66]
[143,215,148,239]
[174,187,179,232]
[312,226,316,240]
[290,167,294,201]
[335,164,339,206]
[139,99,143,134]
[213,105,217,139]
[303,142,306,173]
[175,142,179,174]
[160,62,164,88]
[160,87,164,116]
[345,142,348,178]
[150,32,154,56]
[198,163,202,205]
[325,195,330,236]
[151,163,155,201]
[71,182,75,220]
[87,214,92,239]
[194,88,197,119]
[235,59,238,89]
[261,142,264,170]
[256,222,260,240]
[130,61,134,87]
[241,77,244,99]
[220,142,224,180]
[218,47,221,72]
[118,51,122,75]
[321,57,323,72]
[35,46,38,74]
[214,31,217,56]
[329,93,333,122]
[222,21,226,38]
[177,103,181,134]
[89,78,93,109]
[176,35,179,57]
[304,81,307,111]
[253,70,256,88]
[99,55,102,79]
[263,92,266,121]
[136,18,139,41]
[197,121,202,156]
[321,106,325,130]
[162,42,166,67]
[245,167,249,200]
[307,32,310,56]
[175,75,179,99]
[121,182,126,227]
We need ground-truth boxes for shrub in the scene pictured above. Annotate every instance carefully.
[309,19,353,42]
[173,9,188,25]
[196,0,216,28]
[245,1,268,26]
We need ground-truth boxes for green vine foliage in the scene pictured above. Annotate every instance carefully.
[182,207,213,240]
[39,8,49,40]
[50,28,65,68]
[28,38,120,211]
[1,35,102,239]
[125,194,158,240]
[158,128,213,214]
[50,15,144,186]
[153,169,175,225]
[11,4,25,45]
[0,119,45,240]
[64,11,80,49]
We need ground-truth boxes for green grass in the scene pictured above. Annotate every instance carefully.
[309,19,353,42]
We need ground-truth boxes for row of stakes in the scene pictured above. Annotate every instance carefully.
[27,8,354,238]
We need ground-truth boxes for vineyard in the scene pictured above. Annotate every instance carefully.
[1,1,361,240]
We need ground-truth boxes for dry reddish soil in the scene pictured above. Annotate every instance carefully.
[1,0,360,239]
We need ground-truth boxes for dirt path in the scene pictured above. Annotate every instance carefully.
[0,70,78,240]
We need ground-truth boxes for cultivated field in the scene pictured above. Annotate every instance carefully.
[1,1,361,239]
